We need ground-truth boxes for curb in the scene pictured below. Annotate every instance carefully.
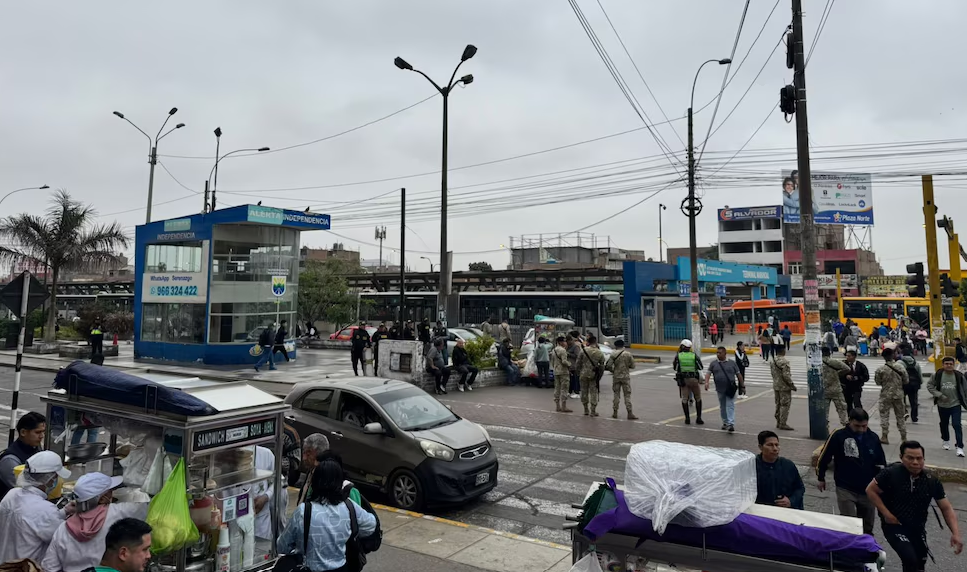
[372,503,570,551]
[810,444,967,484]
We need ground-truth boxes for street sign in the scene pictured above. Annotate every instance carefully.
[0,271,48,315]
[714,284,726,297]
[679,282,690,297]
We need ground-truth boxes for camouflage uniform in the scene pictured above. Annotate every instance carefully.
[770,355,796,429]
[822,356,850,427]
[576,344,605,416]
[551,344,572,412]
[606,349,637,419]
[875,360,908,444]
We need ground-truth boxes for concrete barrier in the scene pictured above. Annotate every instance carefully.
[59,344,119,359]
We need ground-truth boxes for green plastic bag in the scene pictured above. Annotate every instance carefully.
[146,457,199,554]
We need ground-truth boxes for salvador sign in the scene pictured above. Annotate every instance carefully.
[718,205,781,221]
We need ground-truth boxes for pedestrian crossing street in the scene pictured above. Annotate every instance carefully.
[630,354,882,393]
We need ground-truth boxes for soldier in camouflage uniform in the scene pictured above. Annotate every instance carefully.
[575,335,605,417]
[551,336,573,413]
[605,340,637,420]
[821,347,850,428]
[769,345,797,430]
[874,347,908,445]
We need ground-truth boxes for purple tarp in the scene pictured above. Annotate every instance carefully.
[584,482,881,570]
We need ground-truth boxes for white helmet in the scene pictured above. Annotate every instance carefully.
[680,339,693,348]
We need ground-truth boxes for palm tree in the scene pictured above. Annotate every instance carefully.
[0,190,129,341]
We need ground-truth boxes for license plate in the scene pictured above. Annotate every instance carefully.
[475,472,490,486]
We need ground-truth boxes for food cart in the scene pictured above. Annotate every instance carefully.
[43,364,289,572]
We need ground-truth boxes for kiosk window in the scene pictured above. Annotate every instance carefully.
[300,389,334,417]
[141,303,206,344]
[146,242,203,273]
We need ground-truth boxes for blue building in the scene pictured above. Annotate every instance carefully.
[134,205,331,364]
[623,258,789,346]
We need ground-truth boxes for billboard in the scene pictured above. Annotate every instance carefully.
[781,171,873,225]
[861,275,910,297]
[817,273,858,289]
[718,205,781,221]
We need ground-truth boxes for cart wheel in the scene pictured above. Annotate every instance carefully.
[390,469,423,511]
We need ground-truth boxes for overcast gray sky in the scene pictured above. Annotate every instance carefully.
[2,0,963,275]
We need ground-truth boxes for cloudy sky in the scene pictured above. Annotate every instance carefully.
[2,0,964,275]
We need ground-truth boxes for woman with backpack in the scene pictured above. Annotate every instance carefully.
[277,455,378,572]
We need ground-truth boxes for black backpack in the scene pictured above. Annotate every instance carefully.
[901,356,921,387]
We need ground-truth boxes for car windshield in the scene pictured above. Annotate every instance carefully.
[450,328,478,340]
[373,386,458,431]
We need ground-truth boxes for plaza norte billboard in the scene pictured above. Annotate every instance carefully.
[780,170,873,225]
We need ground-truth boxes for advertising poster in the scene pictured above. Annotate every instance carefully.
[781,170,873,225]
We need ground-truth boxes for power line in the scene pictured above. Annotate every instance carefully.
[695,0,751,167]
[157,93,438,160]
[593,0,685,150]
[805,0,836,66]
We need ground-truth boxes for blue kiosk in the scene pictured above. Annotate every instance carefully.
[134,205,331,364]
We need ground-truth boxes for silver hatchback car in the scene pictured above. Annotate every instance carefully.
[284,377,498,511]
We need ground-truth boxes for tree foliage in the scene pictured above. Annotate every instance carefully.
[0,190,129,342]
[469,261,493,271]
[298,258,360,328]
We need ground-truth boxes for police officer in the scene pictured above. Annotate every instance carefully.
[770,345,796,431]
[575,335,605,417]
[89,319,104,359]
[821,347,850,428]
[402,320,415,340]
[417,318,431,351]
[371,323,388,375]
[433,320,449,365]
[551,336,572,413]
[674,339,704,425]
[350,322,371,376]
[874,347,908,445]
[606,340,637,420]
[387,321,401,340]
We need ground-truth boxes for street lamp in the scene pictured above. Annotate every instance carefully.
[112,107,184,224]
[658,203,667,263]
[0,185,50,209]
[208,140,270,211]
[420,256,436,272]
[394,44,476,325]
[684,57,730,351]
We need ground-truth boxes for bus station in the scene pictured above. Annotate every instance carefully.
[133,204,330,364]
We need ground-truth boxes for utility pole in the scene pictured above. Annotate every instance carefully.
[686,108,701,350]
[203,180,210,213]
[939,215,964,339]
[791,0,826,440]
[146,146,158,224]
[658,203,667,263]
[399,189,406,324]
[375,226,387,270]
[922,176,944,358]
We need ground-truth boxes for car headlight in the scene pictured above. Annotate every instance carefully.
[476,423,491,444]
[420,440,455,462]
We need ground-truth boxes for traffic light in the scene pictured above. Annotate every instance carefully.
[906,262,926,298]
[941,273,961,298]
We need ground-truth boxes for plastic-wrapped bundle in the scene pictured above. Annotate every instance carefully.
[624,441,756,534]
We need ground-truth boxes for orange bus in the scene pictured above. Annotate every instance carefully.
[727,300,806,335]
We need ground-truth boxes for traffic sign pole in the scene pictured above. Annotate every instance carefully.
[8,272,30,445]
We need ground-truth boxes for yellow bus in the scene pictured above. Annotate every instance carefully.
[838,297,930,335]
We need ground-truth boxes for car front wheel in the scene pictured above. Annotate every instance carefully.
[390,469,424,511]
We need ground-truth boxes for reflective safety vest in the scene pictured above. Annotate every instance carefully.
[677,351,698,373]
[90,328,102,335]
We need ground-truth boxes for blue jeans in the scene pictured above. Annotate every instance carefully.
[504,363,521,386]
[717,391,735,426]
[71,427,99,445]
[939,405,964,448]
[254,345,276,370]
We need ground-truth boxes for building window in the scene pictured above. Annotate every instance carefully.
[787,262,802,275]
[141,303,206,344]
[145,242,203,273]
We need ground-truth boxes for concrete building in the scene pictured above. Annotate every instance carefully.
[716,205,784,272]
[300,243,361,266]
[784,248,884,307]
[510,233,646,271]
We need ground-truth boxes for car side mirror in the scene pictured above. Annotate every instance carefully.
[363,422,385,435]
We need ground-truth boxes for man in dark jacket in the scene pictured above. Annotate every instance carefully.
[402,320,415,340]
[350,322,371,376]
[840,349,870,409]
[898,342,923,423]
[755,430,805,510]
[451,338,478,392]
[272,319,290,362]
[816,408,886,534]
[387,321,401,340]
[371,323,388,375]
[418,318,431,344]
[89,318,104,359]
[0,412,47,500]
[254,324,277,372]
